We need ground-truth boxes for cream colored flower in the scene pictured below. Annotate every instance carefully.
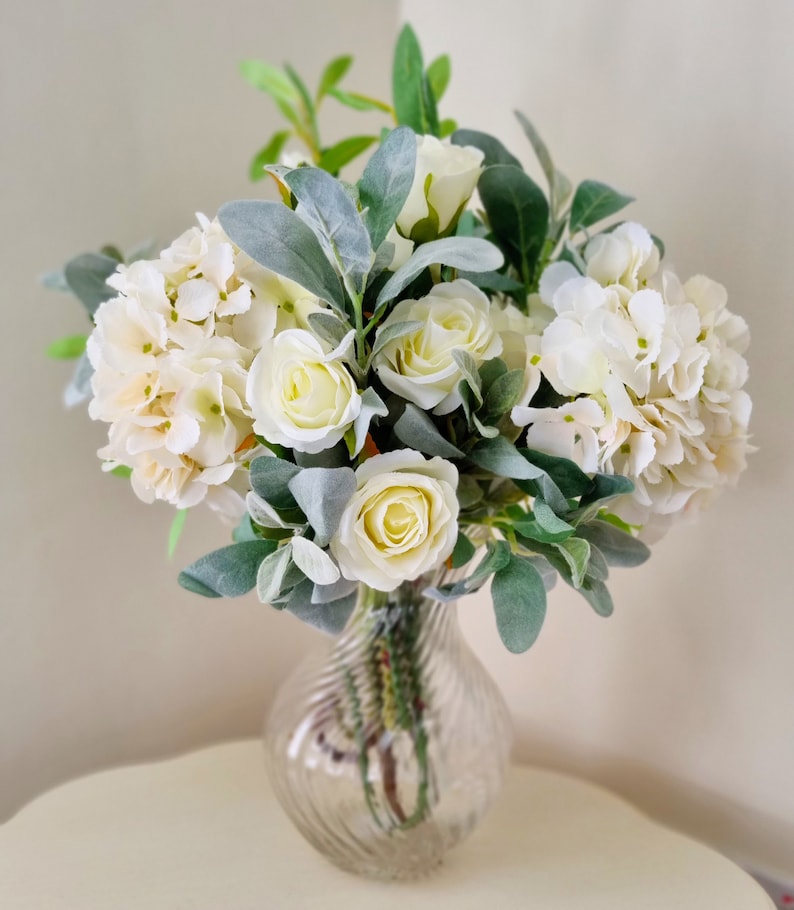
[330,450,459,592]
[396,135,484,241]
[373,279,502,415]
[247,329,362,453]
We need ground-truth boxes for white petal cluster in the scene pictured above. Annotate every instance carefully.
[513,222,751,535]
[87,214,321,516]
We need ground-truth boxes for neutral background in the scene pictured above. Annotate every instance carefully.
[2,0,792,883]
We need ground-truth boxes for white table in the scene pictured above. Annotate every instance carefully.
[0,741,774,909]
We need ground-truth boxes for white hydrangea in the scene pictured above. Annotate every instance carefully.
[87,214,323,517]
[513,227,751,536]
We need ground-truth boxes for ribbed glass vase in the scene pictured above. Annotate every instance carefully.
[264,568,513,880]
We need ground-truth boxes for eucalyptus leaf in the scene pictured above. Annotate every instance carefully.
[393,403,464,459]
[64,252,120,315]
[370,320,424,361]
[469,436,546,481]
[519,448,592,499]
[554,537,591,589]
[451,531,476,569]
[478,165,549,286]
[218,200,345,311]
[375,236,503,310]
[492,555,547,653]
[458,269,524,294]
[425,539,511,602]
[232,514,259,543]
[317,135,377,175]
[358,125,417,250]
[290,537,340,585]
[40,269,70,292]
[179,539,277,598]
[451,348,482,406]
[283,168,373,297]
[351,387,389,456]
[63,352,94,408]
[533,499,575,537]
[456,474,484,509]
[585,543,610,583]
[287,578,357,635]
[317,55,353,101]
[249,456,301,510]
[569,179,634,231]
[483,368,524,416]
[576,578,614,617]
[451,129,522,169]
[312,575,358,605]
[576,520,650,568]
[249,130,291,181]
[392,24,427,133]
[307,311,350,348]
[288,466,356,548]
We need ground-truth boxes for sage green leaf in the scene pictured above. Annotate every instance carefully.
[484,368,524,416]
[285,64,317,128]
[458,269,524,294]
[451,129,522,169]
[586,543,610,582]
[317,54,353,101]
[520,448,592,499]
[533,499,575,537]
[249,130,291,181]
[256,544,296,604]
[554,537,591,589]
[287,578,357,635]
[328,87,392,113]
[651,234,666,259]
[576,520,650,568]
[472,412,500,439]
[426,54,451,102]
[288,466,356,548]
[290,537,340,585]
[167,509,188,559]
[451,348,482,406]
[579,473,634,509]
[283,168,373,296]
[478,165,549,285]
[249,456,301,510]
[239,60,297,105]
[394,403,464,459]
[64,252,120,315]
[375,236,503,309]
[311,576,357,605]
[179,539,277,598]
[307,311,350,348]
[63,352,94,408]
[514,111,554,192]
[426,539,511,602]
[232,514,259,543]
[294,443,349,469]
[46,335,87,360]
[456,474,483,509]
[40,269,70,292]
[492,555,547,653]
[569,179,634,231]
[351,387,389,456]
[218,200,345,311]
[451,531,476,569]
[577,578,614,617]
[317,135,377,175]
[370,320,424,360]
[392,24,427,132]
[478,357,508,389]
[469,436,546,481]
[439,118,457,138]
[358,125,417,250]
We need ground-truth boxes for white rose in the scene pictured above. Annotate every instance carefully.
[373,279,502,415]
[329,450,459,592]
[247,328,361,453]
[396,135,484,241]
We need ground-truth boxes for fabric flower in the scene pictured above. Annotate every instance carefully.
[330,450,459,592]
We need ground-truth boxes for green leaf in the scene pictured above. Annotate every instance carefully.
[492,555,547,653]
[438,118,457,138]
[451,129,522,169]
[452,349,482,406]
[317,135,377,175]
[249,130,291,181]
[393,403,464,459]
[478,165,549,286]
[232,514,259,543]
[375,236,503,310]
[451,531,476,569]
[392,23,428,132]
[533,499,575,537]
[426,54,451,103]
[317,54,353,101]
[285,578,357,635]
[351,387,389,456]
[307,311,350,348]
[249,456,301,510]
[458,269,524,294]
[576,578,614,617]
[469,436,546,481]
[576,520,650,568]
[46,334,87,360]
[287,467,356,548]
[426,539,511,602]
[179,539,277,598]
[256,544,296,605]
[519,448,592,499]
[328,87,392,113]
[64,252,120,316]
[239,60,297,105]
[358,125,417,251]
[370,320,424,360]
[555,536,591,588]
[283,167,373,296]
[579,473,634,509]
[168,509,188,559]
[456,475,484,509]
[569,179,634,231]
[513,110,572,215]
[483,368,524,416]
[40,269,70,292]
[110,465,132,479]
[218,200,345,312]
[586,544,610,582]
[285,64,317,130]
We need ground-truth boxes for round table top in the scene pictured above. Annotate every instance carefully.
[0,740,774,909]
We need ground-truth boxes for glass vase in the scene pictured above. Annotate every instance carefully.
[263,568,513,880]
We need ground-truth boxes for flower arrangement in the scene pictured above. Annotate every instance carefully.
[46,25,751,652]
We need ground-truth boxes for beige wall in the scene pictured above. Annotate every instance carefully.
[402,0,794,879]
[2,0,792,884]
[0,0,399,817]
